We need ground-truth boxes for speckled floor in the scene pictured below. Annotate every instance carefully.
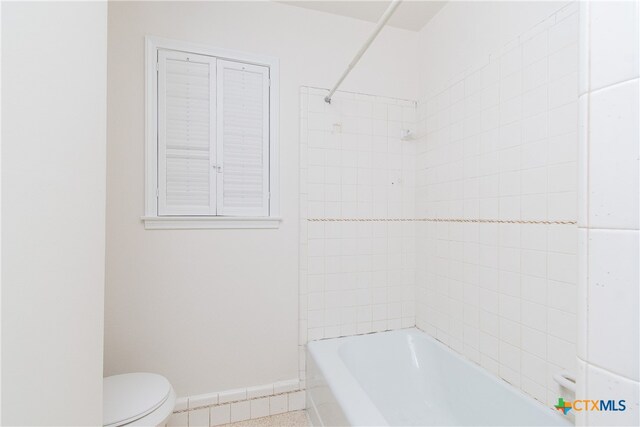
[225,410,310,427]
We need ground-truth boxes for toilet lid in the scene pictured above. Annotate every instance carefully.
[103,373,172,427]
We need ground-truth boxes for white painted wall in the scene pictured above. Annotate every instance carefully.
[1,2,107,425]
[105,0,419,397]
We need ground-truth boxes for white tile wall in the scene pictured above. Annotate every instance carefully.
[299,87,417,347]
[578,1,640,425]
[298,4,639,425]
[587,79,639,230]
[587,230,639,381]
[414,3,579,410]
[587,0,640,92]
[583,364,640,426]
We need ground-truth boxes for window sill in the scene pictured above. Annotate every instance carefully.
[141,216,282,230]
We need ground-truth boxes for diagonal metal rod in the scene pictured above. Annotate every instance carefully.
[324,0,403,103]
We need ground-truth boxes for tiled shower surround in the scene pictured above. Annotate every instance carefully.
[299,87,418,347]
[414,4,579,408]
[300,2,580,414]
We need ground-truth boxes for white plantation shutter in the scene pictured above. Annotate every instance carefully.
[157,50,216,215]
[217,60,270,216]
[154,47,273,220]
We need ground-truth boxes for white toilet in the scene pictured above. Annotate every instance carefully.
[103,373,176,427]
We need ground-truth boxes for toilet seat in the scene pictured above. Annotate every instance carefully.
[104,373,176,427]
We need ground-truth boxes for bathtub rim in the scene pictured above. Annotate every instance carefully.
[307,335,388,426]
[307,327,573,427]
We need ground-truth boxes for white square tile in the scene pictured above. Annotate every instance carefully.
[547,225,577,254]
[499,364,520,387]
[521,376,547,403]
[522,112,548,143]
[548,252,577,284]
[549,12,578,53]
[499,294,520,322]
[549,72,578,109]
[549,102,578,137]
[547,335,575,370]
[521,139,548,170]
[523,86,547,118]
[269,394,288,415]
[547,308,576,343]
[549,43,578,81]
[499,318,521,348]
[250,397,270,419]
[548,131,576,166]
[521,275,547,306]
[500,71,523,102]
[588,79,639,230]
[521,167,547,195]
[480,353,500,376]
[523,31,548,67]
[521,300,547,331]
[523,58,549,92]
[288,391,306,411]
[230,401,250,423]
[547,192,576,222]
[209,405,230,426]
[167,412,188,427]
[499,341,521,371]
[547,162,576,193]
[548,280,577,314]
[521,194,547,220]
[188,408,209,427]
[500,47,522,77]
[587,229,639,381]
[521,352,547,385]
[522,326,547,359]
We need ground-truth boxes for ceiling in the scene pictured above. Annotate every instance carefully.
[280,1,447,32]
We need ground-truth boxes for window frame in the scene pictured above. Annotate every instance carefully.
[143,36,281,229]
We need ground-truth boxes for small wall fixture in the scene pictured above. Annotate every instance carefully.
[553,371,576,393]
[400,129,414,141]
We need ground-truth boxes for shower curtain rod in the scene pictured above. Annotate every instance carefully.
[324,0,403,103]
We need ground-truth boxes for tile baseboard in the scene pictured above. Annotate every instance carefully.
[167,379,305,427]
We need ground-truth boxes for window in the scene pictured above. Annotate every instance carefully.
[144,37,280,229]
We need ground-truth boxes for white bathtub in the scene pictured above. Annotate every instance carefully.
[306,328,572,426]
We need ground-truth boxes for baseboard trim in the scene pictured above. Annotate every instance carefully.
[167,379,305,426]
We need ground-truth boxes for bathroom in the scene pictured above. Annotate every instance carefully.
[1,0,638,426]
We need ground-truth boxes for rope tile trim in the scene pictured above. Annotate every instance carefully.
[307,218,577,225]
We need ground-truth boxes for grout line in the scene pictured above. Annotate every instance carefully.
[583,360,640,384]
[588,75,640,96]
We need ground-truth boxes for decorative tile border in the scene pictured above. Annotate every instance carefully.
[307,218,577,225]
[166,380,305,426]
